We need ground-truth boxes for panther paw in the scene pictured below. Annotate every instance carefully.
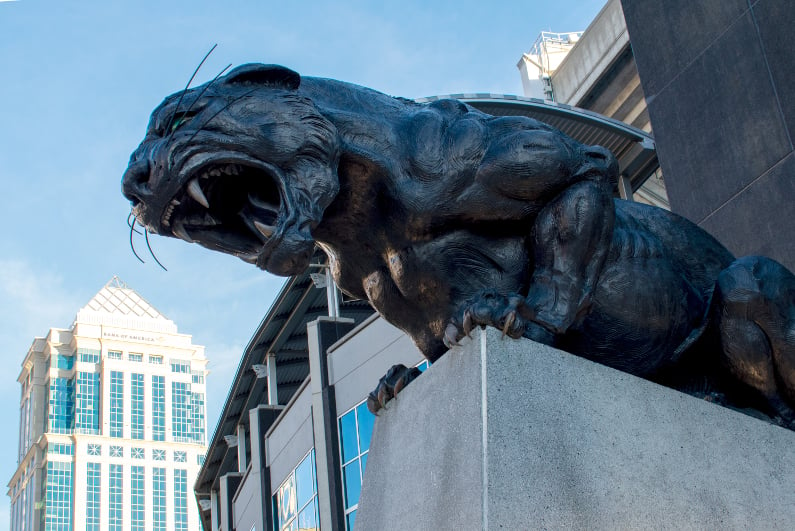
[443,289,554,348]
[366,364,423,414]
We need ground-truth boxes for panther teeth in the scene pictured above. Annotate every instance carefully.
[254,221,275,239]
[187,178,210,208]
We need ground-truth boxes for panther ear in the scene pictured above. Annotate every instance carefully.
[223,64,301,90]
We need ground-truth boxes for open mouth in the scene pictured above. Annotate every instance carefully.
[162,160,284,261]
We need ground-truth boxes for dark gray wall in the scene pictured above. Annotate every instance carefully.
[621,0,795,270]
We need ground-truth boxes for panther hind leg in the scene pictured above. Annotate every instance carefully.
[713,256,795,426]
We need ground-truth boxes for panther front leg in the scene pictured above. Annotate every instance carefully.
[446,179,614,344]
[526,179,614,333]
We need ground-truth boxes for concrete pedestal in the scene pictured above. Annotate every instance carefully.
[356,328,795,530]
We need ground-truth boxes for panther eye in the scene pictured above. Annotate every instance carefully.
[170,114,193,134]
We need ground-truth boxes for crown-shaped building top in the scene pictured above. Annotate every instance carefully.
[75,276,177,333]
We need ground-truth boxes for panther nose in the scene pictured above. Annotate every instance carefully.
[122,158,152,205]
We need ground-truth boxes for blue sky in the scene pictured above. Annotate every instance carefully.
[0,0,605,525]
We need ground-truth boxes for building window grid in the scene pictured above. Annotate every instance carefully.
[77,348,100,364]
[85,462,101,531]
[174,450,187,463]
[87,443,101,456]
[129,352,143,362]
[45,460,72,531]
[153,467,167,531]
[107,350,122,360]
[132,447,145,459]
[53,354,74,371]
[338,400,376,530]
[273,449,318,531]
[75,371,100,434]
[170,360,191,373]
[174,469,189,531]
[47,443,73,456]
[109,371,124,438]
[109,464,123,531]
[172,381,192,442]
[153,449,166,461]
[149,354,163,365]
[191,391,206,444]
[110,445,123,458]
[47,377,74,435]
[131,373,145,440]
[131,466,146,531]
[152,375,166,442]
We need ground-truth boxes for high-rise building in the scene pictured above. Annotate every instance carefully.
[8,277,208,531]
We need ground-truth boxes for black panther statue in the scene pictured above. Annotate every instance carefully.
[123,64,795,427]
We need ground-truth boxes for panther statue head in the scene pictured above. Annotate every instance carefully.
[122,64,340,275]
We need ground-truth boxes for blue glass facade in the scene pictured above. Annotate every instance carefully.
[85,462,101,531]
[45,460,72,531]
[109,464,123,531]
[75,371,100,434]
[191,391,206,444]
[338,401,376,529]
[153,467,167,531]
[273,449,318,531]
[131,466,145,531]
[172,381,192,442]
[152,375,166,442]
[131,373,145,439]
[47,377,74,434]
[174,469,189,531]
[109,371,124,438]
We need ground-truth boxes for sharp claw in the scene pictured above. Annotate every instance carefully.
[463,310,473,338]
[444,323,460,349]
[394,377,406,395]
[367,394,381,415]
[502,311,516,338]
[378,386,391,410]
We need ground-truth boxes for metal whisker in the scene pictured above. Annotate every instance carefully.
[129,217,145,264]
[166,63,232,144]
[127,211,143,234]
[144,229,168,271]
[164,44,218,135]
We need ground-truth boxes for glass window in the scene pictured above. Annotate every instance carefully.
[153,449,166,461]
[110,445,123,458]
[417,359,430,372]
[76,371,100,434]
[131,373,145,440]
[153,467,167,531]
[174,469,189,531]
[110,371,124,438]
[129,352,143,362]
[107,350,123,360]
[45,461,73,530]
[197,454,206,466]
[191,391,206,444]
[78,348,101,364]
[87,443,101,456]
[132,447,145,459]
[152,375,166,442]
[47,376,74,434]
[170,360,191,373]
[109,464,123,531]
[47,442,73,455]
[338,399,377,528]
[131,466,145,531]
[54,354,75,370]
[172,381,190,441]
[149,354,163,365]
[273,449,318,531]
[86,462,101,531]
[174,450,187,463]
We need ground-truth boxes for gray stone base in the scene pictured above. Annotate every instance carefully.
[356,328,795,530]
